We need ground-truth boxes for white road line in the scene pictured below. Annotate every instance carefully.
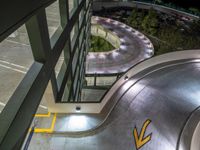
[12,68,27,74]
[0,101,47,110]
[0,60,28,70]
[0,64,27,74]
[0,62,48,110]
[39,105,48,109]
[0,102,6,106]
[0,60,60,74]
[5,39,30,47]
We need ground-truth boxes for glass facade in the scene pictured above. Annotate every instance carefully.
[0,0,93,148]
[58,0,92,102]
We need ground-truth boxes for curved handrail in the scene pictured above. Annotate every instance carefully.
[178,107,200,150]
[49,49,200,114]
[100,50,200,111]
[93,0,199,19]
[91,23,121,52]
[52,50,200,135]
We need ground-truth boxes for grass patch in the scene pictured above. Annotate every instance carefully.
[90,36,115,52]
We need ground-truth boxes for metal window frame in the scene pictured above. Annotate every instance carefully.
[0,0,91,149]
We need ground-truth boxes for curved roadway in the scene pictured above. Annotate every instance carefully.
[31,57,200,150]
[86,16,154,75]
[86,59,200,150]
[97,59,200,150]
[29,2,200,150]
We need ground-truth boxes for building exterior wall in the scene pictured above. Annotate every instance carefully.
[58,0,92,102]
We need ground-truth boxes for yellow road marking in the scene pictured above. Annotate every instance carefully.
[33,113,57,133]
[133,119,152,149]
[35,112,51,117]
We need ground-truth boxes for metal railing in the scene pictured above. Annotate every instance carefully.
[93,0,199,19]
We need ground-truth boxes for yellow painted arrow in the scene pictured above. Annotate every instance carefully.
[133,119,152,149]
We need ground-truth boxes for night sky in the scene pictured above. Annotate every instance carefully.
[163,0,200,8]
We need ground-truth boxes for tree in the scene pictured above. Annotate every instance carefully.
[127,8,146,30]
[127,8,139,28]
[190,19,200,35]
[153,0,163,5]
[142,9,159,35]
[189,8,200,16]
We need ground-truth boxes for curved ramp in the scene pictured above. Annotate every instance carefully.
[100,59,200,150]
[80,59,200,150]
[86,16,154,75]
[37,51,200,150]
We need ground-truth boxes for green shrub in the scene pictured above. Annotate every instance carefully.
[90,36,115,52]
